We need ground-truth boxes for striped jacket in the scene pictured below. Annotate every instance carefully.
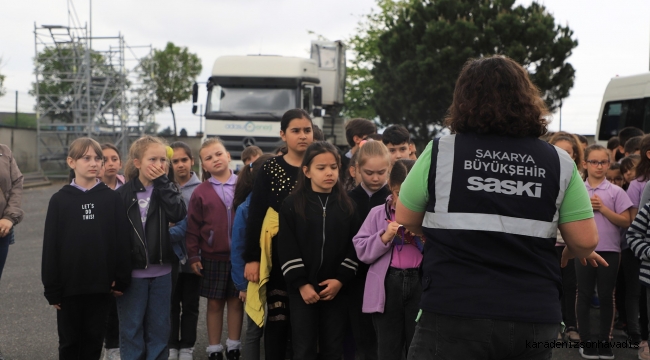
[627,203,650,286]
[277,190,361,294]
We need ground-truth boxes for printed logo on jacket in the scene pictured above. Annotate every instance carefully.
[81,203,95,220]
[465,150,546,198]
[447,134,563,224]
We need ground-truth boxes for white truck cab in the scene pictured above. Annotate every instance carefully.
[195,41,346,170]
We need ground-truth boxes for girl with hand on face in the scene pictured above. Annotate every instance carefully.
[115,136,186,360]
[185,138,243,360]
[42,137,131,360]
[278,141,361,360]
[242,109,314,360]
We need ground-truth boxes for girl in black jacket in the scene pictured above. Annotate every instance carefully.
[115,136,186,360]
[278,141,361,360]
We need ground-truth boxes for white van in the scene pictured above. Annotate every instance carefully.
[596,72,650,144]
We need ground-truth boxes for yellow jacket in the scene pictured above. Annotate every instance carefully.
[245,207,278,327]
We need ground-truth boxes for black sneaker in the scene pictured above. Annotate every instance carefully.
[209,352,224,360]
[579,341,600,359]
[628,335,642,349]
[598,341,614,359]
[226,349,241,360]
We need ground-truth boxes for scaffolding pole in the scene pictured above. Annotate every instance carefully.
[34,16,155,174]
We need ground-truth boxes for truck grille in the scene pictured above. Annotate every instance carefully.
[210,135,284,159]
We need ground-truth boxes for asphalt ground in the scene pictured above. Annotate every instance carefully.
[0,183,642,359]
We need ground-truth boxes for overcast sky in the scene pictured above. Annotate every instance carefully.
[1,0,649,136]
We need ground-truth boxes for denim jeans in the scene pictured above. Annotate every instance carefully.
[0,229,14,281]
[372,267,421,360]
[117,273,172,360]
[349,273,378,360]
[407,312,558,360]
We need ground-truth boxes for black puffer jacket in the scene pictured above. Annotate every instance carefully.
[116,175,186,269]
[278,190,361,294]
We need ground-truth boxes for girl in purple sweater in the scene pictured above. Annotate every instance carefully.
[186,138,242,360]
[353,159,423,360]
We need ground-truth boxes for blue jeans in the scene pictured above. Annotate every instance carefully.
[117,273,172,360]
[407,312,558,360]
[372,268,422,360]
[0,229,14,281]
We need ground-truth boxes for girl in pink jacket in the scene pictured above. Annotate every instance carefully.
[353,159,423,360]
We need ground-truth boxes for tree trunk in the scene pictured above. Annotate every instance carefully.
[169,102,177,139]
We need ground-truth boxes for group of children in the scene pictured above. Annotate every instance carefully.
[40,109,424,360]
[545,127,650,360]
[44,106,650,360]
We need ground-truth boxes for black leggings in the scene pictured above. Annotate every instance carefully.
[575,251,620,342]
[555,246,577,328]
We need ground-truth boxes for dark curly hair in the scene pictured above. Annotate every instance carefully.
[445,56,549,138]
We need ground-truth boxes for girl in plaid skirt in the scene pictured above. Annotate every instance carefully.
[186,138,242,360]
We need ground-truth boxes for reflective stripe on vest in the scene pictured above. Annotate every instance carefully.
[424,134,575,238]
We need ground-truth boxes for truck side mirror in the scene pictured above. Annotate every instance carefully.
[313,86,322,107]
[191,82,198,114]
[313,108,324,117]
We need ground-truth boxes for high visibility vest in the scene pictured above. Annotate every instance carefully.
[420,133,574,323]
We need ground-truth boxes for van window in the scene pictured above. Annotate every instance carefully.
[598,98,650,140]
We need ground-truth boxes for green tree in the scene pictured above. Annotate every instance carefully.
[142,42,202,138]
[31,45,125,123]
[157,126,173,137]
[347,0,578,146]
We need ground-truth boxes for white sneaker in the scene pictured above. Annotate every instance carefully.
[179,348,194,360]
[104,348,121,360]
[168,348,179,360]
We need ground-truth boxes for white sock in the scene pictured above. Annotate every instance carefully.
[226,339,241,351]
[206,344,223,354]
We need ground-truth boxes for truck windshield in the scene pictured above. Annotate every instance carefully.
[208,86,296,116]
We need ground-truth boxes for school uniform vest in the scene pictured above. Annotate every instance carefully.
[420,133,575,323]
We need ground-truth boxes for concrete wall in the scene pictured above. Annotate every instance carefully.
[0,127,37,173]
[0,128,204,175]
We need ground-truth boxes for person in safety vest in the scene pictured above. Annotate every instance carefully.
[396,55,607,360]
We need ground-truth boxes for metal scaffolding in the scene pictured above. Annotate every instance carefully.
[33,5,155,173]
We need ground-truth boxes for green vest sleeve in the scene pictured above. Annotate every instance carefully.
[399,141,433,212]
